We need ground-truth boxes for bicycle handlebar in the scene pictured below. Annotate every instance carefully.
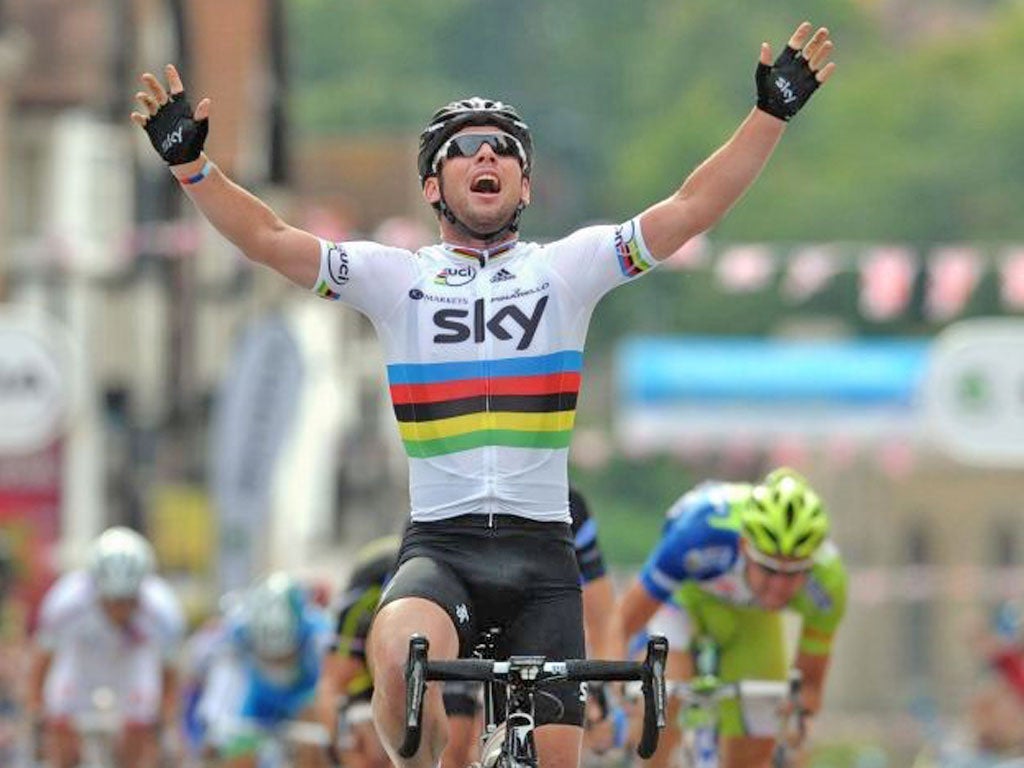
[399,633,669,760]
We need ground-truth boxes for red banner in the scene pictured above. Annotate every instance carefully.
[0,441,62,636]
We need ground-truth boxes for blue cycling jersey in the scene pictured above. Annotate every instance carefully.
[639,482,749,604]
[200,607,333,729]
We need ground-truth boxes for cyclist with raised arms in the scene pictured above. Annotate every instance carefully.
[27,526,185,768]
[196,572,334,767]
[131,21,835,768]
[606,469,848,768]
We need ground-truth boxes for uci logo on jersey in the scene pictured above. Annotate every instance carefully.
[328,245,350,285]
[433,296,548,351]
[434,265,477,287]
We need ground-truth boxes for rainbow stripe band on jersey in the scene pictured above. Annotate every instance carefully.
[314,280,341,300]
[614,220,654,277]
[388,350,582,458]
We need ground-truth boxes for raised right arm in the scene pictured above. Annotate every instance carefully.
[169,152,321,288]
[131,65,320,289]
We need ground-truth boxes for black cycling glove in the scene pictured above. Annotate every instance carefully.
[755,46,820,122]
[143,91,208,165]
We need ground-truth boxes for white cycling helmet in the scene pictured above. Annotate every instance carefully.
[88,526,155,598]
[242,572,306,659]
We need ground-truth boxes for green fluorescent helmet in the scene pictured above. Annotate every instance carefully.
[742,468,829,559]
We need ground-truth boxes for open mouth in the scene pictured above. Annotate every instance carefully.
[470,174,501,194]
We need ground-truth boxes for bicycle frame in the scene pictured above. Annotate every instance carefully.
[400,633,669,767]
[666,673,804,768]
[74,687,121,768]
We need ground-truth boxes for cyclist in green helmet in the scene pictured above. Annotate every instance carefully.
[606,468,847,768]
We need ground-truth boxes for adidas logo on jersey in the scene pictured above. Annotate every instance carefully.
[491,268,515,283]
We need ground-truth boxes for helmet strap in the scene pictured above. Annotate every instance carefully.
[436,176,525,245]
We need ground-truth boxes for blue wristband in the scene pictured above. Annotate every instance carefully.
[179,160,213,186]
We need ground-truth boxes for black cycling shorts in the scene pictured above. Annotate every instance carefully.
[379,514,586,727]
[442,681,480,718]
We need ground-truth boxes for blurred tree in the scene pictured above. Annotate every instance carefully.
[289,0,1024,243]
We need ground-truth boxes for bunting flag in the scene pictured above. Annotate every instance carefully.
[781,245,841,302]
[714,245,775,292]
[661,232,711,271]
[373,216,433,250]
[858,246,917,321]
[767,436,809,469]
[875,438,916,479]
[924,245,983,322]
[999,248,1024,311]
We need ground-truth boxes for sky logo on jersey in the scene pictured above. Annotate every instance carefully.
[615,221,654,278]
[386,350,583,458]
[433,296,547,351]
[434,265,477,287]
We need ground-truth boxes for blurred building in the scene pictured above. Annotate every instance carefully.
[0,0,410,616]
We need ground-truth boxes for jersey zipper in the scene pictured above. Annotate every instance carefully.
[481,251,496,529]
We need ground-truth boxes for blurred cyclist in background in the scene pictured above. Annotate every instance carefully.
[319,536,400,768]
[197,571,334,768]
[976,600,1024,708]
[912,600,1024,767]
[27,526,185,768]
[606,469,847,768]
[179,589,243,766]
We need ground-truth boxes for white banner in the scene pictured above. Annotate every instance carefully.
[922,318,1024,466]
[210,316,303,592]
[0,312,69,455]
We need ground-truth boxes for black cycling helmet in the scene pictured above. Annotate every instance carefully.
[417,97,533,185]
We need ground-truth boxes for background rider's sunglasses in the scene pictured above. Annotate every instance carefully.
[745,545,814,577]
[433,133,526,173]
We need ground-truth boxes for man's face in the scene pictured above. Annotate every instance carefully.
[424,126,531,238]
[100,596,138,628]
[741,539,810,610]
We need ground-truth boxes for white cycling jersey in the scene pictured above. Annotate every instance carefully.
[312,219,657,523]
[36,570,185,721]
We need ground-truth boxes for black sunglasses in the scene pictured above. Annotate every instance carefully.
[432,133,526,173]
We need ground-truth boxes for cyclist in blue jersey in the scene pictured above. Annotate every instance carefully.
[607,469,847,768]
[132,22,836,768]
[196,573,334,768]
